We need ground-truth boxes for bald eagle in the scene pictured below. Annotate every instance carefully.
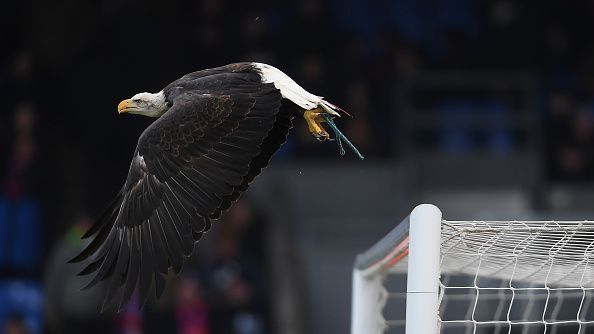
[69,62,361,310]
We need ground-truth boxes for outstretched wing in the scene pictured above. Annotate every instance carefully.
[70,81,286,310]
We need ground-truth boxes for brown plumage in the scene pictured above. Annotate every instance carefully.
[70,62,353,311]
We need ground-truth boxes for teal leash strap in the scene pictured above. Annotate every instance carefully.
[335,130,346,156]
[322,114,365,160]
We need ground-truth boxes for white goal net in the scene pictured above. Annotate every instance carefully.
[351,204,594,334]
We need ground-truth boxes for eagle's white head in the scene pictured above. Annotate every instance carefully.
[117,91,169,117]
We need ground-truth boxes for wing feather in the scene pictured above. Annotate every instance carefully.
[120,227,140,309]
[146,216,169,275]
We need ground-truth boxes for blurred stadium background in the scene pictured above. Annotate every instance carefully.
[1,0,593,333]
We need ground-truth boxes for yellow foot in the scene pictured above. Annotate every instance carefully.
[303,109,330,142]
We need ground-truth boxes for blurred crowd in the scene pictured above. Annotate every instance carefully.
[3,0,594,333]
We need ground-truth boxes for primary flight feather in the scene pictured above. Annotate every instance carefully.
[69,62,362,310]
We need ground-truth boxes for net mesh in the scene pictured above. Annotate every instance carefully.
[384,220,594,334]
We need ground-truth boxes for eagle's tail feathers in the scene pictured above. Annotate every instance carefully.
[320,100,351,117]
[253,62,324,110]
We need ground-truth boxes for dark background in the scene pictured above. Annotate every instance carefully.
[1,0,594,333]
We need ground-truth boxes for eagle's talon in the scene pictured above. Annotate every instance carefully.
[314,132,330,142]
[304,108,331,141]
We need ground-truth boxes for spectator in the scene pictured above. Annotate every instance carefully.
[0,104,44,334]
[199,200,270,334]
[5,313,29,334]
[175,274,210,334]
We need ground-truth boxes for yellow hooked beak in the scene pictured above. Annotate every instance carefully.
[117,99,132,114]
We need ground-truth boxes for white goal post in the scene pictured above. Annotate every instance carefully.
[351,204,441,334]
[351,204,594,334]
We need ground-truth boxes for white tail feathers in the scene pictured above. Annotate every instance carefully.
[252,62,340,116]
[319,100,343,117]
